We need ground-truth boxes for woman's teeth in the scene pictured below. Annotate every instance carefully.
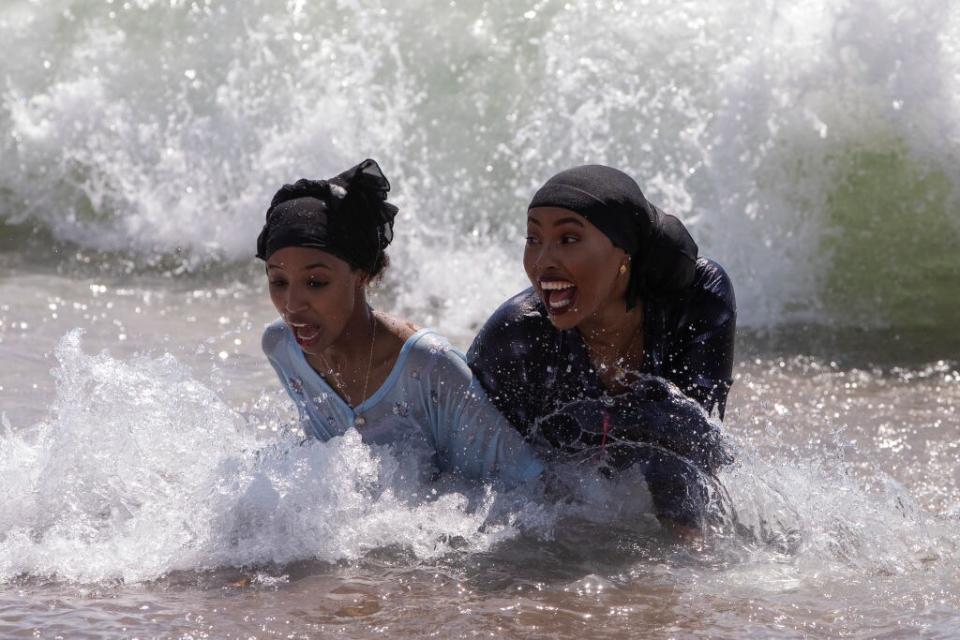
[292,324,319,341]
[540,281,576,311]
[540,280,575,291]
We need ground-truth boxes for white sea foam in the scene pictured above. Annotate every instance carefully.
[1,0,957,331]
[1,332,956,584]
[712,429,960,586]
[0,331,537,583]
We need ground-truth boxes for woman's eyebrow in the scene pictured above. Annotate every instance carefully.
[266,261,332,271]
[526,216,585,227]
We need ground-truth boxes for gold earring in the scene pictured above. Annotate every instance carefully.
[619,264,627,274]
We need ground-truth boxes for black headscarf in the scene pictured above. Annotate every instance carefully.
[256,159,398,274]
[528,164,698,308]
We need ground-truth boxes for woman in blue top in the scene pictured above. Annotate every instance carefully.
[467,165,736,528]
[257,159,543,488]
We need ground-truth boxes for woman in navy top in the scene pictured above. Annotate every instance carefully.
[468,165,736,528]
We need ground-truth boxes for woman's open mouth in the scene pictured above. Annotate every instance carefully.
[540,279,577,315]
[289,322,322,347]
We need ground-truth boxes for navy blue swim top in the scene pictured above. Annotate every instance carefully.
[467,258,736,525]
[468,256,736,427]
[467,257,737,526]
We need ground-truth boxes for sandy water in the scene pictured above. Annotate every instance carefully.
[1,271,958,639]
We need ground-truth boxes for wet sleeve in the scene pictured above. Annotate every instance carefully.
[668,260,737,420]
[610,381,733,528]
[611,380,733,474]
[466,293,550,436]
[422,342,545,488]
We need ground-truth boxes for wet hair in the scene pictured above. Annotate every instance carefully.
[256,159,398,278]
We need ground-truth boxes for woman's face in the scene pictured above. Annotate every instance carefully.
[265,246,366,356]
[524,207,629,331]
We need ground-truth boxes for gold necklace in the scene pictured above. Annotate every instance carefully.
[317,309,378,427]
[585,317,644,386]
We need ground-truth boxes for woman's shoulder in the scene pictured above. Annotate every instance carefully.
[656,257,736,343]
[690,258,736,312]
[392,328,475,389]
[376,312,420,342]
[469,288,554,359]
[484,287,548,326]
[369,312,422,373]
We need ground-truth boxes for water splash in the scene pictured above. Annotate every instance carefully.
[716,433,960,582]
[2,332,957,586]
[1,0,957,331]
[0,331,529,583]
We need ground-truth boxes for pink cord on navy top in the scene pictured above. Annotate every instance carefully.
[599,411,611,456]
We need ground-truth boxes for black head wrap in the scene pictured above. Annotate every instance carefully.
[528,164,698,308]
[256,159,398,274]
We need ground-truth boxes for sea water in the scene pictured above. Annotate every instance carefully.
[1,1,959,638]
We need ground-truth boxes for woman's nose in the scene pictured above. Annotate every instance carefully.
[283,286,309,313]
[532,242,558,269]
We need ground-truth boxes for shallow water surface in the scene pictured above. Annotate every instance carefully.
[1,275,958,639]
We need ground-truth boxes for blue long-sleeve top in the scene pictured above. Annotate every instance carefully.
[262,320,545,488]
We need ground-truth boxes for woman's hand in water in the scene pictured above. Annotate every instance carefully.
[539,468,572,502]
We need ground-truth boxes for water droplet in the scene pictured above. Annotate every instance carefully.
[288,377,304,395]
